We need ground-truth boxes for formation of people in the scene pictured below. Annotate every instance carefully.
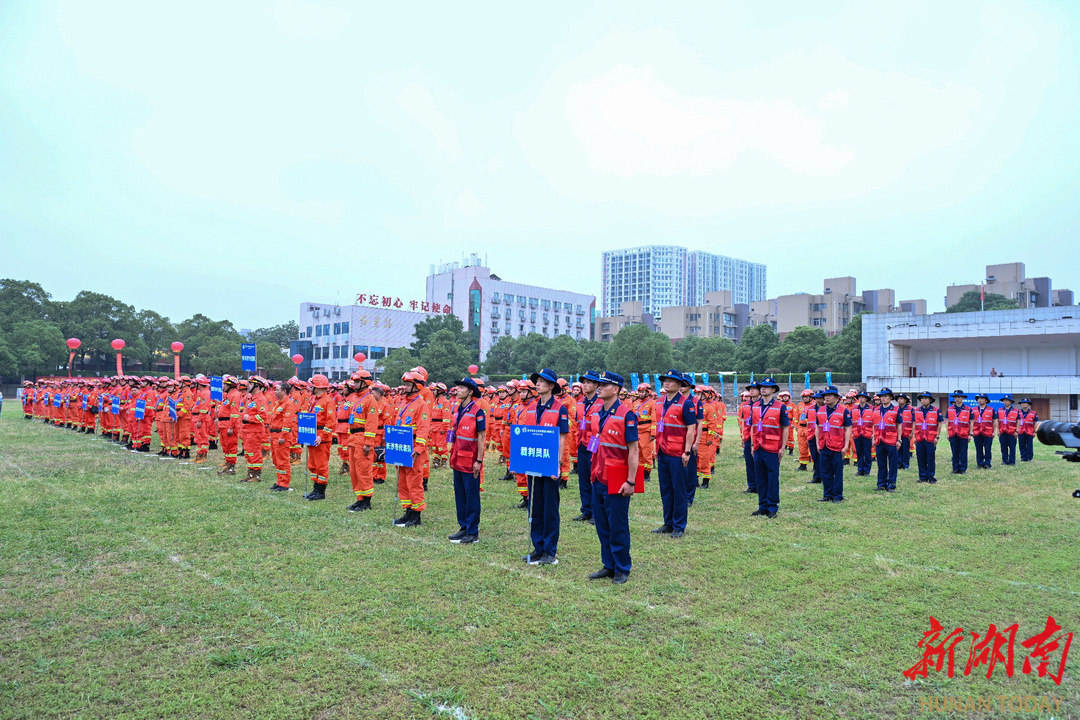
[19,371,1040,584]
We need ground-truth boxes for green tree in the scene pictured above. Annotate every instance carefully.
[420,329,474,384]
[12,320,66,375]
[135,309,175,374]
[767,326,830,373]
[509,333,551,375]
[734,323,779,373]
[824,314,863,376]
[256,343,292,380]
[540,334,584,374]
[60,291,141,373]
[685,336,737,373]
[248,321,299,349]
[0,279,54,335]
[0,335,19,379]
[483,336,516,374]
[187,336,242,377]
[671,336,701,372]
[378,347,416,386]
[410,315,473,358]
[606,325,673,376]
[578,340,609,374]
[946,289,1018,313]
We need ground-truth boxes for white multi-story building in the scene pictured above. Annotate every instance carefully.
[862,307,1080,422]
[601,245,766,318]
[426,255,596,361]
[295,300,429,381]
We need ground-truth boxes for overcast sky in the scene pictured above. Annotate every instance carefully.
[2,1,1077,328]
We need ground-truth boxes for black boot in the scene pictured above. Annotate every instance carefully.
[402,510,421,527]
[394,508,414,526]
[208,440,218,450]
[501,471,513,481]
[348,497,371,512]
[516,497,529,509]
[644,470,651,481]
[701,478,710,489]
[559,479,567,489]
[304,483,326,501]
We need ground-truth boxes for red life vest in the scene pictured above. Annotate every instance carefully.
[816,405,847,452]
[449,400,481,473]
[521,397,564,429]
[1017,409,1036,436]
[751,400,784,453]
[851,405,874,438]
[912,407,941,442]
[899,406,914,438]
[997,407,1018,435]
[738,402,753,442]
[590,400,633,482]
[947,405,971,439]
[803,403,818,436]
[577,395,600,448]
[974,406,996,437]
[658,395,691,456]
[872,404,900,446]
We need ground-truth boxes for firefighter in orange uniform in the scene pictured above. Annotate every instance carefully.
[302,374,337,499]
[392,368,431,527]
[192,376,213,462]
[558,378,575,489]
[240,377,270,481]
[345,370,380,511]
[430,383,450,468]
[268,380,299,491]
[217,376,242,475]
[512,379,538,507]
[795,389,815,471]
[335,382,355,475]
[634,383,655,480]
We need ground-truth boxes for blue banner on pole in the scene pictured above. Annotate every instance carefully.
[631,373,640,389]
[210,376,223,401]
[826,371,832,386]
[135,399,146,420]
[81,395,88,411]
[169,398,178,422]
[750,372,755,384]
[384,425,414,467]
[719,375,724,399]
[522,374,527,381]
[53,394,61,408]
[111,397,120,415]
[509,425,560,476]
[98,396,104,413]
[805,371,811,389]
[703,372,710,387]
[788,373,793,396]
[241,343,257,373]
[688,372,696,385]
[654,375,662,393]
[297,412,318,446]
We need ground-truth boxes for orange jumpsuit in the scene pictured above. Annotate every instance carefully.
[269,396,298,487]
[347,389,381,500]
[155,391,173,454]
[307,393,337,487]
[193,386,213,454]
[176,388,194,453]
[635,397,654,472]
[430,397,450,461]
[560,394,576,482]
[395,392,431,511]
[218,388,242,466]
[240,392,269,473]
[697,400,719,481]
[335,392,354,464]
[796,400,815,464]
[513,399,533,498]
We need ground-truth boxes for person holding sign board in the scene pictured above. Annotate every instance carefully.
[588,371,639,585]
[392,368,431,527]
[345,370,381,512]
[302,375,338,500]
[519,369,569,566]
[447,377,485,544]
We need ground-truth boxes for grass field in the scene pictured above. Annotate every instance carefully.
[1,404,1078,719]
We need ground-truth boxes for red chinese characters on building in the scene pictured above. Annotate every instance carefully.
[904,616,1072,685]
[351,295,452,314]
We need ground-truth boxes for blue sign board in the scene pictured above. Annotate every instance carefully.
[210,376,223,401]
[111,397,120,415]
[135,399,146,420]
[168,398,178,421]
[631,373,640,390]
[297,412,318,446]
[384,425,414,467]
[509,425,560,477]
[241,343,257,373]
[53,394,62,408]
[956,393,1013,412]
[81,395,88,410]
[98,396,104,413]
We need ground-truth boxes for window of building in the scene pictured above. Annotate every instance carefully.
[492,292,501,303]
[341,321,349,334]
[541,299,550,310]
[554,315,560,326]
[505,322,511,334]
[553,301,561,311]
[530,311,537,322]
[519,324,524,333]
[333,322,341,335]
[543,313,549,323]
[306,326,313,337]
[369,347,386,360]
[315,325,322,337]
[323,324,330,336]
[353,345,368,356]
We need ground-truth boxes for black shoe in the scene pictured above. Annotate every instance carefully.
[831,498,843,503]
[523,550,543,564]
[643,470,651,481]
[394,509,414,526]
[670,530,684,539]
[516,497,529,509]
[797,464,807,471]
[536,553,558,565]
[402,511,421,527]
[887,488,896,492]
[572,513,591,522]
[269,484,289,492]
[208,440,218,450]
[701,479,709,489]
[874,487,886,491]
[843,458,850,465]
[501,471,513,481]
[374,478,385,484]
[448,529,467,542]
[928,479,937,484]
[651,524,673,533]
[751,510,766,516]
[304,485,326,501]
[348,498,371,512]
[817,497,831,502]
[743,488,756,494]
[766,511,777,518]
[586,517,595,525]
[612,572,629,585]
[588,567,615,580]
[571,462,578,472]
[787,448,793,455]
[559,480,567,490]
[457,535,478,544]
[810,479,822,484]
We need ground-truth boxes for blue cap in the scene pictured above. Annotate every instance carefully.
[974,392,989,401]
[917,391,935,401]
[453,377,481,398]
[596,371,624,387]
[812,390,823,399]
[758,376,780,389]
[878,387,894,397]
[820,385,840,397]
[530,368,559,386]
[580,371,601,383]
[659,369,690,387]
[951,389,967,398]
[1019,397,1032,404]
[1001,394,1014,402]
[745,381,760,390]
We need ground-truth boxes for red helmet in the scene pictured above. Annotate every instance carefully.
[801,389,814,397]
[351,370,373,383]
[309,374,330,389]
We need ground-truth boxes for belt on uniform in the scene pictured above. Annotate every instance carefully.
[242,420,258,425]
[269,428,283,433]
[349,428,364,434]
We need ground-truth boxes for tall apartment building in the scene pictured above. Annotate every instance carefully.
[594,301,656,343]
[772,277,909,337]
[945,262,1072,309]
[426,254,596,361]
[601,245,766,318]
